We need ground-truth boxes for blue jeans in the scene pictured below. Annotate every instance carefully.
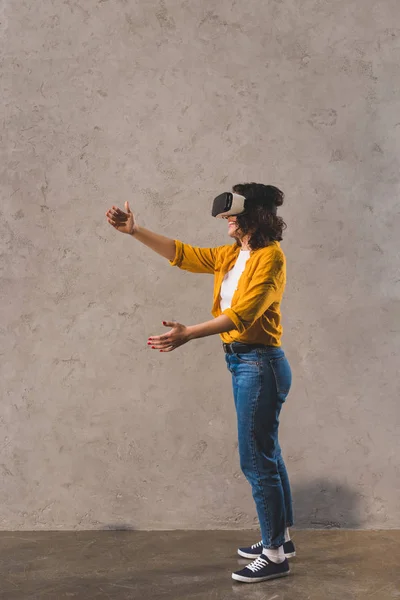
[225,346,294,549]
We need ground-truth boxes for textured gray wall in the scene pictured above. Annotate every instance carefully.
[1,0,399,530]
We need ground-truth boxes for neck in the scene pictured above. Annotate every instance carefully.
[239,235,251,251]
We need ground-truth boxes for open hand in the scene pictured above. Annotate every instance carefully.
[148,321,190,352]
[106,201,138,235]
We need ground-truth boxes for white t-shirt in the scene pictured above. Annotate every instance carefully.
[220,250,251,311]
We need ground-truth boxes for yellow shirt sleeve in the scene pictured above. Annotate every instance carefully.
[169,239,223,274]
[222,250,285,335]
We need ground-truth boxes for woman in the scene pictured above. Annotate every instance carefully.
[105,182,295,584]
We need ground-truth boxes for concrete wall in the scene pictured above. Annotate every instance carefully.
[1,0,399,530]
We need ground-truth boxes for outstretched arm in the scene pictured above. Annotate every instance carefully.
[106,203,221,271]
[106,202,176,260]
[148,315,236,352]
[132,226,176,261]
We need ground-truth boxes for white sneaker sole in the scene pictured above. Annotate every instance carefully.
[237,549,262,559]
[237,549,296,559]
[232,570,290,583]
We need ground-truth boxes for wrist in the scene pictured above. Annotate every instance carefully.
[130,225,140,237]
[186,325,196,341]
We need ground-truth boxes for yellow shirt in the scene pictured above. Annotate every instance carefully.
[169,239,286,346]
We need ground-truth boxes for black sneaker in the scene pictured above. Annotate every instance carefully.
[237,539,296,559]
[232,554,290,583]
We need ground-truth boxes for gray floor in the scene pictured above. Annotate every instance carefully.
[0,530,399,599]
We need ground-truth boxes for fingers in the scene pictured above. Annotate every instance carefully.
[107,217,124,228]
[107,218,120,229]
[148,322,176,344]
[107,211,127,221]
[152,343,176,352]
[150,344,175,352]
[106,207,129,228]
[148,336,171,349]
[148,332,178,351]
[148,322,182,351]
[105,206,128,220]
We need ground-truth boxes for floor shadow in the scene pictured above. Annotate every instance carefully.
[291,478,362,529]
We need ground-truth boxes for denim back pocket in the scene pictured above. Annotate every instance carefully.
[269,355,292,396]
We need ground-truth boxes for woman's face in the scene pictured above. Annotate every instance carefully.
[227,216,240,239]
[226,215,253,249]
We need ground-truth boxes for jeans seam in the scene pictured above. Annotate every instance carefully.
[251,358,273,547]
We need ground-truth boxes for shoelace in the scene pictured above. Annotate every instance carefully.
[247,556,269,573]
[251,541,263,549]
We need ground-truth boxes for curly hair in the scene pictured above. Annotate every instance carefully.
[232,182,287,250]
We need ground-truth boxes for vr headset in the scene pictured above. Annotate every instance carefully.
[212,192,247,218]
[212,191,278,218]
